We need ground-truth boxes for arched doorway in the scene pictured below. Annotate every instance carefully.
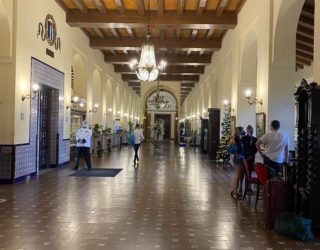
[145,90,177,140]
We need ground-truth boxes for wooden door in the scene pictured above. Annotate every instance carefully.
[38,86,51,170]
[208,108,220,160]
[155,114,171,140]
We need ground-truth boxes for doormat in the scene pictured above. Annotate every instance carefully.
[69,168,122,177]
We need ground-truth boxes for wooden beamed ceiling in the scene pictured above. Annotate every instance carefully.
[56,0,246,102]
[296,0,314,70]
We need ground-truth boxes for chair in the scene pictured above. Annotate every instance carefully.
[253,163,268,208]
[242,159,259,207]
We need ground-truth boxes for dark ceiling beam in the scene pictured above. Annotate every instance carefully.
[54,0,68,12]
[93,0,107,14]
[115,0,126,14]
[206,29,214,40]
[91,37,221,50]
[296,50,313,60]
[296,56,311,66]
[216,0,229,15]
[94,28,105,38]
[114,65,205,74]
[180,87,192,91]
[136,0,145,14]
[196,0,207,15]
[66,10,238,30]
[126,28,135,39]
[72,0,87,13]
[128,82,141,86]
[181,82,195,87]
[111,28,121,39]
[296,41,313,54]
[190,30,198,40]
[296,34,313,45]
[122,74,199,82]
[104,54,211,65]
[297,24,314,39]
[299,16,314,27]
[177,0,186,15]
[158,0,164,16]
[296,62,304,69]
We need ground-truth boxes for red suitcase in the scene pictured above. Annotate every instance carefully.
[263,177,288,229]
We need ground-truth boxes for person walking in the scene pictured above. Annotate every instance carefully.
[73,120,92,170]
[230,126,245,199]
[256,120,289,177]
[133,124,144,164]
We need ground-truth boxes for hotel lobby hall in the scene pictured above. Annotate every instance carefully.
[1,0,320,249]
[0,143,319,249]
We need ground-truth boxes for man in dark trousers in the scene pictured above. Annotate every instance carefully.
[73,120,92,170]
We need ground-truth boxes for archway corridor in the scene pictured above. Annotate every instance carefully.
[0,142,319,249]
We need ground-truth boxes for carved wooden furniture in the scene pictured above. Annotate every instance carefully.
[294,79,320,228]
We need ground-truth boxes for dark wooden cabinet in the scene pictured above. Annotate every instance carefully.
[200,118,208,154]
[208,108,220,160]
[294,79,320,228]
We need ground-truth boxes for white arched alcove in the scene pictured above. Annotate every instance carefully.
[91,69,102,125]
[238,30,258,131]
[72,54,87,102]
[269,0,305,147]
[0,0,11,59]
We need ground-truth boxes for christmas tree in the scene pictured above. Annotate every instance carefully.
[216,104,232,163]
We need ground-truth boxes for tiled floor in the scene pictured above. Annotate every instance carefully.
[0,142,319,250]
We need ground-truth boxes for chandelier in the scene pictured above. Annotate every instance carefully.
[148,82,169,109]
[129,0,166,81]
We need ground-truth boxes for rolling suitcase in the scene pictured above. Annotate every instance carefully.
[263,177,288,229]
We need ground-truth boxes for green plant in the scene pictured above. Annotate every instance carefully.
[102,127,112,135]
[97,140,103,157]
[93,123,103,136]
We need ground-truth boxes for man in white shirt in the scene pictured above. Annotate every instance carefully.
[133,124,144,164]
[73,120,93,170]
[256,120,289,176]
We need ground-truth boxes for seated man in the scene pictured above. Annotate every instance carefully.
[256,120,289,177]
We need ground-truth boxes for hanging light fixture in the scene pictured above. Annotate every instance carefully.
[129,0,166,82]
[148,81,169,109]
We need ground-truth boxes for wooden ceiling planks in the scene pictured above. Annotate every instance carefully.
[56,0,246,99]
[296,0,314,71]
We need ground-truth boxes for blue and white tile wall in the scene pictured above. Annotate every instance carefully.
[14,58,70,180]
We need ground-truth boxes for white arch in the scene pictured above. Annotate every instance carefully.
[72,54,87,100]
[0,0,11,58]
[237,30,258,130]
[92,69,102,124]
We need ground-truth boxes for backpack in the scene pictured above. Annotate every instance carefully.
[274,212,313,241]
[129,131,135,145]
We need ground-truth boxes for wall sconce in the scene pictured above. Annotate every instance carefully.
[223,100,229,105]
[89,103,99,113]
[21,84,40,101]
[245,89,263,106]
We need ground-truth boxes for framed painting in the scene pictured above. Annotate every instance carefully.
[256,112,266,139]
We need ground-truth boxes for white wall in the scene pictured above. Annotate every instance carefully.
[0,0,139,144]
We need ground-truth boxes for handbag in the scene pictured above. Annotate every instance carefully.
[227,143,238,154]
[129,131,135,145]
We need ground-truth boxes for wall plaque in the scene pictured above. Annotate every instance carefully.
[37,14,61,51]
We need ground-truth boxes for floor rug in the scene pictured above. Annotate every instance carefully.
[69,168,122,177]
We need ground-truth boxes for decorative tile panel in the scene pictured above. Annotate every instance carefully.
[14,58,69,179]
